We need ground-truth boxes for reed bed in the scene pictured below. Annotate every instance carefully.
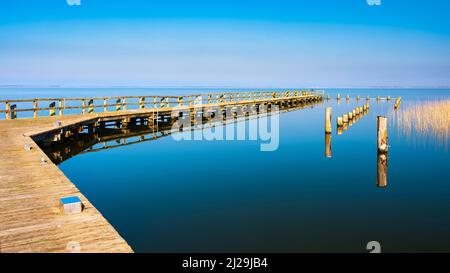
[393,99,450,150]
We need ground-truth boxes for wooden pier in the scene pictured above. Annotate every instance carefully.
[0,90,324,253]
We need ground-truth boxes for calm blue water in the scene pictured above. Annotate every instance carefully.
[12,88,450,252]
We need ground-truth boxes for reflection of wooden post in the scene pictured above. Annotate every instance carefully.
[357,95,360,102]
[325,134,332,158]
[394,97,402,110]
[377,153,388,188]
[377,116,388,153]
[325,107,332,134]
[337,126,343,135]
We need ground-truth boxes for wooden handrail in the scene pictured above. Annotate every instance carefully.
[1,90,325,119]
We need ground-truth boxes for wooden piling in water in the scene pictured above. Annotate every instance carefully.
[337,116,343,127]
[377,116,388,153]
[394,97,402,110]
[325,107,332,134]
[337,94,340,101]
[348,112,353,120]
[343,114,348,123]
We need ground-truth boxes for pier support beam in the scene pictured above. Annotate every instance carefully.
[377,116,388,153]
[325,107,332,134]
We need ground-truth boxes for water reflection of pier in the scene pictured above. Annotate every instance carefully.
[39,100,321,165]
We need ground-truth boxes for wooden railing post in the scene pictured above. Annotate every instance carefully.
[82,99,86,114]
[33,99,38,118]
[49,102,56,116]
[104,98,108,112]
[139,97,145,109]
[178,97,183,107]
[59,99,63,116]
[123,98,127,110]
[116,98,121,111]
[153,97,157,108]
[88,99,94,114]
[5,101,10,120]
[10,104,17,119]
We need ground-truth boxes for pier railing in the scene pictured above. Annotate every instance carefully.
[0,90,324,120]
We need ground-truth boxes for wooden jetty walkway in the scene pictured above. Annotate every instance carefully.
[0,90,324,253]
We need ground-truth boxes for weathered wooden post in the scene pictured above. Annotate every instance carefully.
[337,94,340,101]
[160,97,165,108]
[352,109,356,117]
[325,133,332,158]
[346,94,350,102]
[376,96,380,103]
[10,104,17,119]
[82,99,86,114]
[394,97,402,110]
[5,101,11,120]
[387,96,391,101]
[337,116,343,127]
[103,98,108,112]
[377,153,388,188]
[49,102,56,116]
[88,99,94,114]
[59,99,63,116]
[325,107,332,134]
[357,95,360,102]
[33,99,38,118]
[343,114,349,123]
[166,97,170,108]
[366,95,370,101]
[377,116,388,153]
[116,98,121,111]
[123,98,127,110]
[140,97,145,109]
[326,94,330,100]
[348,111,353,120]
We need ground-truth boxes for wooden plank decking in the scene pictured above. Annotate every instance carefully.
[0,92,324,253]
[0,115,133,253]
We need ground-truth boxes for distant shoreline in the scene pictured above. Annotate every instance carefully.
[1,85,450,90]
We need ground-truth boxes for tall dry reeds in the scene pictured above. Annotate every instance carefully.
[393,99,450,150]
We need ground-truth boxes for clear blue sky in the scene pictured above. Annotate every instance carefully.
[1,0,450,88]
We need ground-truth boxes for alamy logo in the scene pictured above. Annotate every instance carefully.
[67,0,81,6]
[367,0,381,6]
